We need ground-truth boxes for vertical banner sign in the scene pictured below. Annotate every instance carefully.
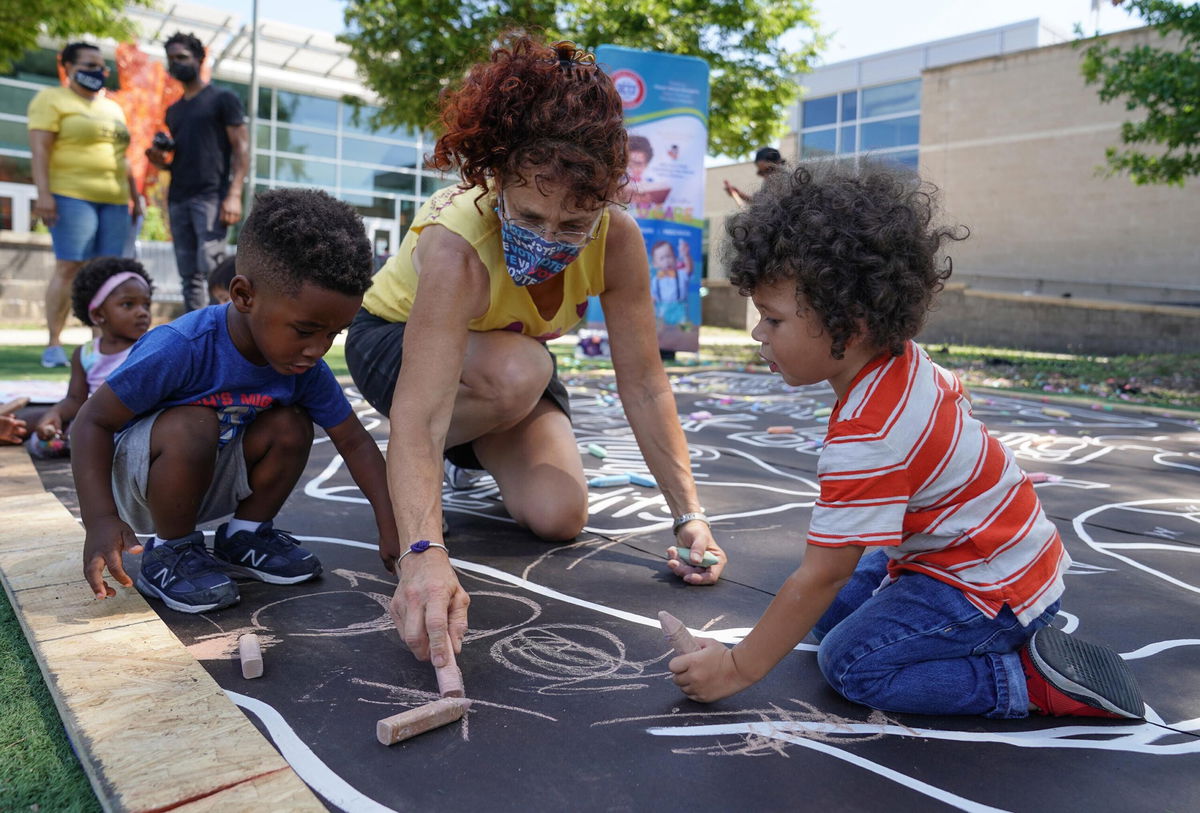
[589,46,710,353]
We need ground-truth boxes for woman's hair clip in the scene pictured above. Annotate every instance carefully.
[550,41,596,77]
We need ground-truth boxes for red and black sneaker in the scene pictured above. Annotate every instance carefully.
[1020,627,1144,719]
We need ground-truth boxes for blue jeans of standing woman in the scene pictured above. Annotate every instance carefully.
[812,549,1060,719]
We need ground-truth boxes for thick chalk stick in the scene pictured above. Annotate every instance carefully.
[588,474,631,488]
[812,407,832,418]
[435,648,465,698]
[1026,472,1063,484]
[1042,407,1071,418]
[629,472,657,487]
[766,425,794,434]
[238,633,263,679]
[689,410,713,420]
[658,611,701,656]
[376,697,472,746]
[0,397,30,416]
[586,443,608,459]
[672,548,719,568]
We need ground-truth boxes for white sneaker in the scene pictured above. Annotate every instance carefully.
[443,458,486,490]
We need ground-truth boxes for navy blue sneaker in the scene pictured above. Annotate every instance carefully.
[135,533,239,614]
[214,522,322,584]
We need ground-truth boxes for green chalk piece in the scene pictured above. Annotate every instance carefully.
[587,443,608,459]
[673,549,720,567]
[629,473,657,488]
[588,474,631,487]
[812,407,832,418]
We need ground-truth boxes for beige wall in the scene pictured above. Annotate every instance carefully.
[919,27,1200,301]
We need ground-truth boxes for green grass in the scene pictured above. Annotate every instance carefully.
[0,590,99,812]
[0,345,75,383]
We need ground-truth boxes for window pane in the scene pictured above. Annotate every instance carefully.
[860,116,919,151]
[399,199,416,241]
[342,103,415,139]
[801,94,837,128]
[0,84,38,117]
[276,91,337,129]
[0,118,30,151]
[2,49,60,85]
[801,128,836,158]
[254,123,271,150]
[861,79,921,118]
[340,137,418,168]
[341,165,416,194]
[341,192,396,219]
[889,150,919,169]
[839,125,856,154]
[841,91,857,122]
[273,156,336,186]
[255,154,270,179]
[275,125,336,158]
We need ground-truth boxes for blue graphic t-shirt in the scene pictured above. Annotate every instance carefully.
[107,304,351,445]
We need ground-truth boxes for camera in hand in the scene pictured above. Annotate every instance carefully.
[152,132,176,151]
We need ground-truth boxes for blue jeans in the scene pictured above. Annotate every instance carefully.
[169,195,227,312]
[48,194,130,261]
[812,549,1060,719]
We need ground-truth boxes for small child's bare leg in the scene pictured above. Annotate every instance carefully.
[145,405,221,539]
[234,405,314,523]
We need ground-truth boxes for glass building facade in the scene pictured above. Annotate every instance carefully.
[798,78,921,169]
[1,48,443,252]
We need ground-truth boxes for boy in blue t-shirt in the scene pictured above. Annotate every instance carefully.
[72,188,399,613]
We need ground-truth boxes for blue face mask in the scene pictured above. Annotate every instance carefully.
[497,216,586,287]
[74,68,106,92]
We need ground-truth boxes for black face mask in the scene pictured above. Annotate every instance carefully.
[74,68,106,92]
[169,62,198,83]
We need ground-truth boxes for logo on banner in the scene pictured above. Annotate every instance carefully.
[611,69,645,109]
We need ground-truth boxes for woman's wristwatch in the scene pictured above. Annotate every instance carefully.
[672,512,710,535]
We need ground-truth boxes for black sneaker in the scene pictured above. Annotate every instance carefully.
[1022,627,1144,719]
[135,533,239,614]
[214,522,322,584]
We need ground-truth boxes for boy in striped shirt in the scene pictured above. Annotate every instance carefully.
[668,163,1143,720]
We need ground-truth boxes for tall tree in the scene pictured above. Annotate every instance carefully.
[339,0,822,158]
[0,0,151,71]
[1080,0,1200,186]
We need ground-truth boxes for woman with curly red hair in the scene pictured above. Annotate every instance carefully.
[345,34,725,671]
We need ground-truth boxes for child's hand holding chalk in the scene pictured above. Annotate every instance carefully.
[664,632,749,704]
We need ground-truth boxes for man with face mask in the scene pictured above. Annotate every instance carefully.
[146,31,249,312]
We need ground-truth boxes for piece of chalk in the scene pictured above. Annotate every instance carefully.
[435,648,465,698]
[588,474,631,488]
[1026,472,1063,484]
[629,473,657,487]
[812,407,832,418]
[1042,407,1070,418]
[0,396,30,416]
[689,410,713,420]
[766,425,794,434]
[658,611,701,656]
[238,633,263,679]
[586,443,608,459]
[670,547,719,568]
[376,697,472,746]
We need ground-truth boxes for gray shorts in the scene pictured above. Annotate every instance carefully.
[112,410,252,535]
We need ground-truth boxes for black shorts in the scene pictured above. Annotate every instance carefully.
[344,308,572,469]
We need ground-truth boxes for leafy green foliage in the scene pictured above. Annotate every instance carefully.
[0,0,151,72]
[338,0,823,157]
[1080,1,1200,185]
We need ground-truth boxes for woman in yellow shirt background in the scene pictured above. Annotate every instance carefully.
[27,42,141,368]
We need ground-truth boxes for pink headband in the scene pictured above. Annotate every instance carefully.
[88,272,145,314]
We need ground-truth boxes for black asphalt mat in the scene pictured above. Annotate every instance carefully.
[32,370,1200,812]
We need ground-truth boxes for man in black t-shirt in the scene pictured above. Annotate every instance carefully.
[146,31,249,312]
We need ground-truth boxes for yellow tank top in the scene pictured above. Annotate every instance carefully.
[362,184,609,340]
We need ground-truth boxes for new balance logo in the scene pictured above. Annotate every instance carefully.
[241,549,268,569]
[153,569,174,589]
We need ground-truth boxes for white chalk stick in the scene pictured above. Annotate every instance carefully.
[238,633,263,679]
[376,697,472,746]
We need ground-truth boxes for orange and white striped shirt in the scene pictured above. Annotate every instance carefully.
[809,341,1068,625]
